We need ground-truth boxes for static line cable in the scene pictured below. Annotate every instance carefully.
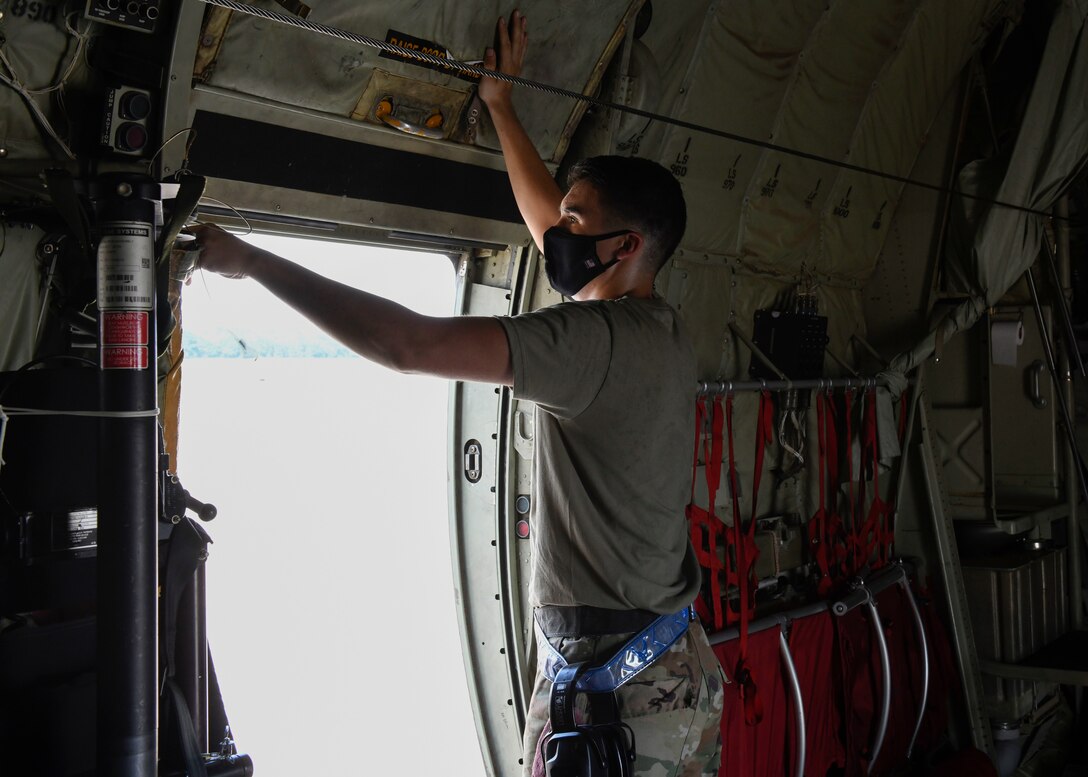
[198,0,1062,221]
[0,406,160,419]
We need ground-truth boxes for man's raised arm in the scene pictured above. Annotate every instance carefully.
[478,10,563,252]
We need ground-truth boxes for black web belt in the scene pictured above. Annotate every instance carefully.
[535,605,660,638]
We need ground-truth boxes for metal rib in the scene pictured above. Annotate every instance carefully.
[779,630,807,777]
[866,596,893,775]
[901,580,930,759]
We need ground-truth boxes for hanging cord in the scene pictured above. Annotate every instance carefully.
[0,406,160,419]
[0,406,8,478]
[197,0,1065,221]
[0,6,89,160]
[778,407,805,468]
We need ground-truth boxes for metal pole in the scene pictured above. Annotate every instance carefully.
[865,595,892,775]
[95,173,159,777]
[698,376,901,395]
[177,561,210,752]
[902,580,931,759]
[917,386,995,755]
[779,631,807,777]
[1055,197,1083,632]
[1025,266,1088,508]
[1041,222,1085,378]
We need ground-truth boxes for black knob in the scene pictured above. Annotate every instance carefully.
[115,122,148,152]
[119,90,151,120]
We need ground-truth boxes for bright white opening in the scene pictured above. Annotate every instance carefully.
[177,234,485,776]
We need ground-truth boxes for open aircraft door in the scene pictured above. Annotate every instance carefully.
[4,0,1088,774]
[154,2,649,773]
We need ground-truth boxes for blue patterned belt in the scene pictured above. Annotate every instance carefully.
[536,606,693,693]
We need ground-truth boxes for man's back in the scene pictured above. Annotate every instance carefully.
[498,295,701,612]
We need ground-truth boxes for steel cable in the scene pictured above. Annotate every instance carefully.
[196,0,1061,220]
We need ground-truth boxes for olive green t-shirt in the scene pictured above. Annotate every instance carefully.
[497,297,701,614]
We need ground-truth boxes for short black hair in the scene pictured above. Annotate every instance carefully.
[566,155,687,273]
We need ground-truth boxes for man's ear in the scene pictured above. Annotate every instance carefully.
[615,231,644,262]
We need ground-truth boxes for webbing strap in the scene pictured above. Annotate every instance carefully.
[537,608,692,694]
[724,394,743,629]
[859,390,890,570]
[724,392,771,726]
[686,396,727,629]
[809,392,834,596]
[844,389,867,576]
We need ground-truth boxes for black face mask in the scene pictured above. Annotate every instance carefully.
[542,227,631,297]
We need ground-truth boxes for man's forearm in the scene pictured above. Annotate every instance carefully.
[245,247,425,372]
[235,245,512,385]
[487,99,563,250]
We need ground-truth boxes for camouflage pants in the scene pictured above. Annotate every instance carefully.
[522,617,725,777]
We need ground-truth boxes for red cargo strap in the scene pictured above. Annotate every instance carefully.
[685,395,726,629]
[726,391,772,726]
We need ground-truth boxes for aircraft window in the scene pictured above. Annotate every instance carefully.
[178,234,484,775]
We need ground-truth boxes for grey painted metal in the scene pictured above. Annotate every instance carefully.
[778,630,807,777]
[698,376,898,395]
[992,502,1068,536]
[902,580,930,759]
[1056,198,1084,631]
[866,596,892,775]
[1025,267,1088,508]
[448,264,524,776]
[978,659,1088,686]
[707,600,829,646]
[893,383,922,534]
[918,386,995,755]
[831,565,906,617]
[1041,230,1085,378]
[159,0,206,178]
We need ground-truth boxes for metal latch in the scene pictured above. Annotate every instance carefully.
[464,440,482,483]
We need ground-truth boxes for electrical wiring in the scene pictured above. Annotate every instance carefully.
[196,195,253,235]
[24,10,89,96]
[0,6,89,160]
[147,128,197,175]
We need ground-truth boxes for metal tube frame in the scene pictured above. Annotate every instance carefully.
[697,376,904,395]
[865,594,893,775]
[778,631,807,777]
[1025,266,1088,508]
[902,579,931,759]
[918,386,995,754]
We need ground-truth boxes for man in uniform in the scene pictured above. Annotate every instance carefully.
[192,10,723,775]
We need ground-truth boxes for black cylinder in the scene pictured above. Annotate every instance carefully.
[176,562,209,753]
[95,174,160,777]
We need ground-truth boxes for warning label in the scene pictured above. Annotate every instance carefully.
[102,345,149,370]
[380,29,481,82]
[97,221,154,311]
[102,311,149,346]
[55,509,98,552]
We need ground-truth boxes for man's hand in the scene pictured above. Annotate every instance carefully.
[188,223,260,280]
[478,10,528,111]
[476,10,562,251]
